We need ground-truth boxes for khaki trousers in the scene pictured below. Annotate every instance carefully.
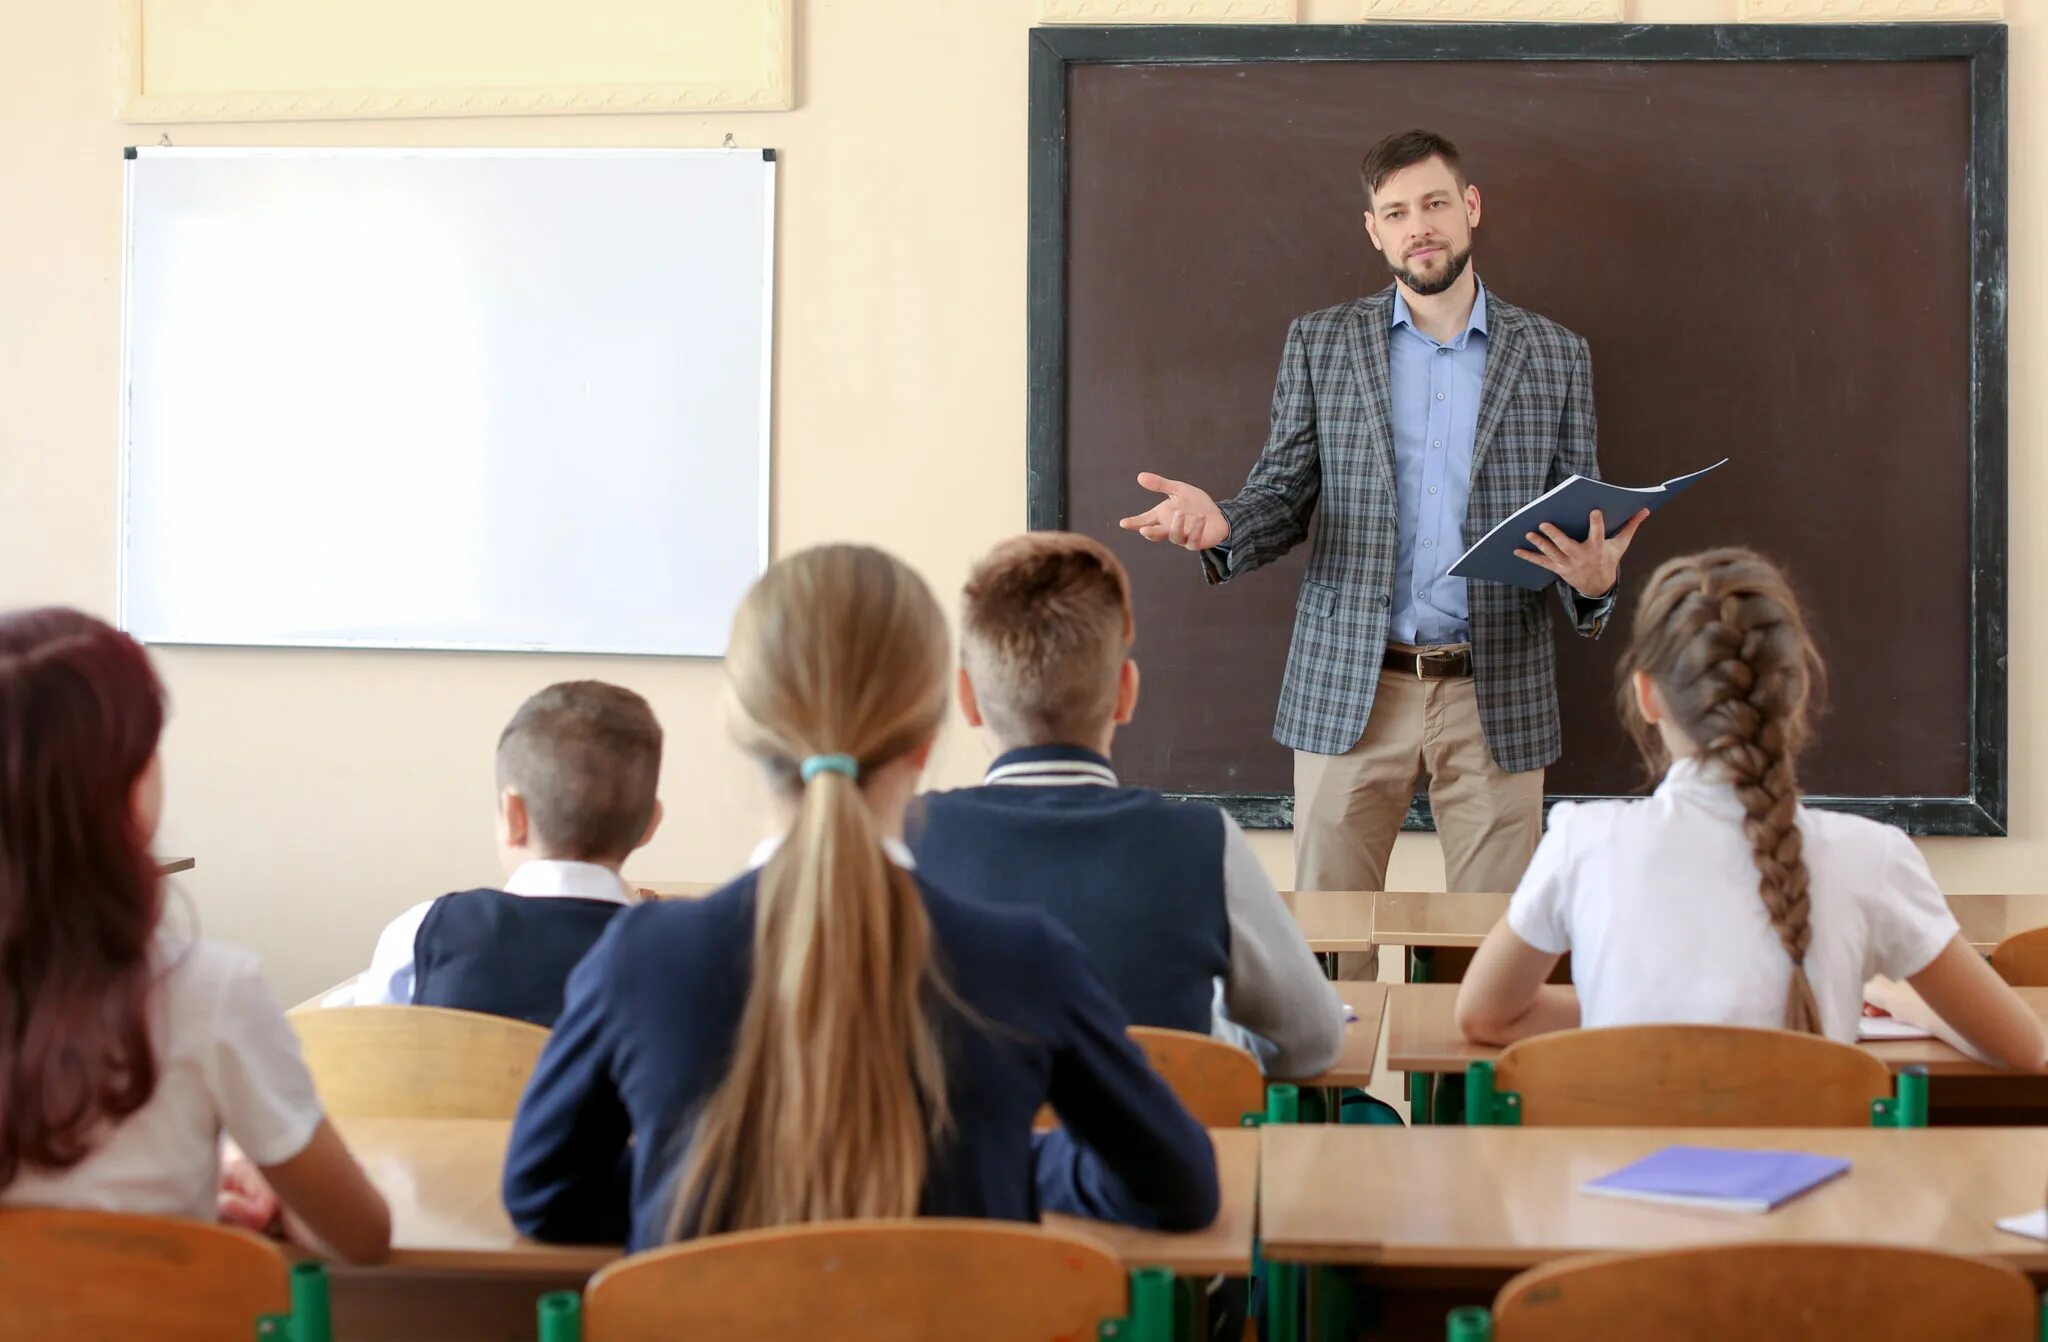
[1294,655,1545,978]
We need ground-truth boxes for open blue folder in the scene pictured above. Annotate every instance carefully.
[1449,459,1728,591]
[1581,1146,1850,1213]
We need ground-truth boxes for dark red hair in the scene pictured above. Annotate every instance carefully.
[0,608,167,1186]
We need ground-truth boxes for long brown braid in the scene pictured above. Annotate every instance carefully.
[1617,549,1828,1034]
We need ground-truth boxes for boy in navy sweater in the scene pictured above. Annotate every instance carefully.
[329,681,663,1027]
[911,533,1344,1079]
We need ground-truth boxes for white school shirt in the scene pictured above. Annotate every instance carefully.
[1507,757,1959,1045]
[2,935,324,1221]
[330,859,636,1008]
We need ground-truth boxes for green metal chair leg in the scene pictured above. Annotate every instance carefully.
[1309,1265,1356,1342]
[1872,1066,1930,1128]
[1446,1304,1493,1340]
[1407,1071,1434,1125]
[289,1262,331,1342]
[538,1290,581,1342]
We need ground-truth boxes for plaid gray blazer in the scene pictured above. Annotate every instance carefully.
[1208,285,1612,773]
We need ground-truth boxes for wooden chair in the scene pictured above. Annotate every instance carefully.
[1457,1243,2037,1341]
[1468,1024,1892,1127]
[0,1207,291,1341]
[288,1004,549,1118]
[1989,926,2048,985]
[1037,1026,1265,1130]
[569,1220,1132,1342]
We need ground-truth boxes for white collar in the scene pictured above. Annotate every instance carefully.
[748,833,917,871]
[983,759,1120,788]
[1654,755,1749,817]
[502,859,636,905]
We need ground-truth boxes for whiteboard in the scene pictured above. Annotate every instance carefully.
[120,147,774,656]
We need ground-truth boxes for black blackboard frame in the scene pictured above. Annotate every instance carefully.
[1026,22,2008,837]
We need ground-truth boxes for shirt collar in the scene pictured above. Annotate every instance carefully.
[502,859,636,905]
[1653,754,1748,817]
[1391,278,1489,348]
[983,744,1120,789]
[747,833,917,870]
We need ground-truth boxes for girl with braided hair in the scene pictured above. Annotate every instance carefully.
[1456,548,2044,1068]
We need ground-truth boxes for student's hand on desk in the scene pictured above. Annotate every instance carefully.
[1514,507,1650,599]
[218,1141,283,1235]
[1120,473,1230,551]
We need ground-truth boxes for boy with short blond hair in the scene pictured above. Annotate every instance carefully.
[913,532,1343,1079]
[331,680,664,1027]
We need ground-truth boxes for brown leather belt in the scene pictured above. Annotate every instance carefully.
[1383,645,1473,680]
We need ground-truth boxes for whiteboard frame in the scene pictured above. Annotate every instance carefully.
[117,145,777,658]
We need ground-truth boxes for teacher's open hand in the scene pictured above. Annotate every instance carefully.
[1513,507,1650,599]
[1119,472,1231,551]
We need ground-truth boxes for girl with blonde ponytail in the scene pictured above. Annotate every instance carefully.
[1456,548,2044,1069]
[504,544,1219,1249]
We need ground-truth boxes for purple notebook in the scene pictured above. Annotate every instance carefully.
[1581,1147,1851,1213]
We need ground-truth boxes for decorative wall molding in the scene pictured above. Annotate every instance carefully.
[1739,0,1997,18]
[117,0,793,123]
[1039,0,1297,21]
[1363,0,1622,20]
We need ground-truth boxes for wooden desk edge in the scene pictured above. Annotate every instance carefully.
[157,856,195,875]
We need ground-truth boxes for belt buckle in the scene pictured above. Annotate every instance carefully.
[1414,652,1430,682]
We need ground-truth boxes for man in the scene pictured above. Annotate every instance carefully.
[1121,128,1646,913]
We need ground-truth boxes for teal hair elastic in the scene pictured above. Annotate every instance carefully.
[799,753,859,783]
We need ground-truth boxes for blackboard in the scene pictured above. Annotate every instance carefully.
[1027,24,2006,835]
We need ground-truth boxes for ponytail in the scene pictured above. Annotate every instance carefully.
[670,546,953,1237]
[1618,550,1827,1034]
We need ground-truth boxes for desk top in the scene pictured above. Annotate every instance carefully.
[1258,1125,2048,1270]
[157,856,195,875]
[1367,891,2048,954]
[336,1117,1255,1277]
[1302,981,1387,1090]
[1283,890,1375,953]
[1384,982,2048,1079]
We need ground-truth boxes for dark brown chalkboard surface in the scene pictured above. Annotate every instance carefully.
[1028,24,2007,835]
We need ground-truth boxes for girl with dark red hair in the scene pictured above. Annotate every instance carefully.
[0,608,388,1262]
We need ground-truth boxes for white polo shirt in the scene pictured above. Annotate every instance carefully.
[1,935,324,1221]
[1507,757,1959,1045]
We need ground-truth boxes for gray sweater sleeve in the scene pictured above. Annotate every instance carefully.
[1216,811,1346,1079]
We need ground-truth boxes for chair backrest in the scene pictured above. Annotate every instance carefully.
[581,1219,1128,1342]
[1494,1024,1890,1126]
[1126,1026,1265,1128]
[0,1207,290,1341]
[1989,927,2048,986]
[1490,1243,2036,1341]
[289,1004,550,1118]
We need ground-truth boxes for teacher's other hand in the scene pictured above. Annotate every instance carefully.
[1119,472,1230,551]
[1513,506,1648,599]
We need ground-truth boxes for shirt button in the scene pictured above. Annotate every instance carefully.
[1436,392,1446,401]
[1433,440,1443,450]
[1429,485,1439,495]
[1422,538,1434,549]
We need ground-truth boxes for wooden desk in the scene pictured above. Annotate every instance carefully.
[634,880,718,900]
[1259,1125,2048,1272]
[1370,891,1504,950]
[1283,890,1375,954]
[1953,894,2048,952]
[158,856,195,875]
[337,1117,1255,1277]
[1385,982,2048,1079]
[1301,981,1387,1090]
[1366,891,2048,955]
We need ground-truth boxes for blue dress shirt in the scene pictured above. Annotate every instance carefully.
[1388,283,1488,645]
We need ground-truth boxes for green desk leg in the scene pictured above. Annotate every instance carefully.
[1447,1304,1494,1340]
[1252,1082,1304,1342]
[538,1290,582,1342]
[1408,1071,1434,1126]
[1410,947,1434,984]
[1872,1067,1930,1128]
[1463,1061,1521,1126]
[1126,1267,1174,1342]
[1172,1275,1205,1342]
[1309,1264,1357,1342]
[288,1262,330,1342]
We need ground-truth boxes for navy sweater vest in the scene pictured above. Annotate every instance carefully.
[910,784,1229,1036]
[411,889,625,1028]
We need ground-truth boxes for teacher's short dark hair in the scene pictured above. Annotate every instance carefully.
[1360,129,1466,203]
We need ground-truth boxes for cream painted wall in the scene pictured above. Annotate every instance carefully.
[0,0,2030,1001]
